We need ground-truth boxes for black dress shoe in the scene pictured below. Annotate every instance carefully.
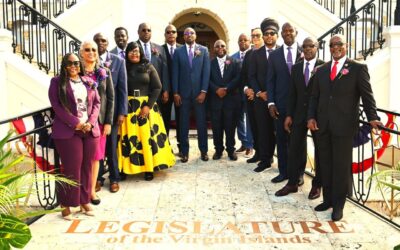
[253,161,271,172]
[90,196,101,205]
[314,202,332,211]
[308,186,321,200]
[213,152,222,160]
[228,152,238,161]
[271,174,288,183]
[298,176,304,186]
[275,184,298,196]
[236,145,246,153]
[201,153,209,161]
[181,155,189,163]
[247,155,259,163]
[144,172,154,181]
[331,208,343,221]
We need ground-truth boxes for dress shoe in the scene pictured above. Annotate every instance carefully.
[110,182,120,193]
[80,204,94,216]
[314,202,332,212]
[271,174,288,183]
[298,176,304,186]
[244,148,254,158]
[253,161,271,172]
[144,172,154,181]
[331,208,343,221]
[275,184,298,196]
[246,155,259,163]
[181,155,189,163]
[201,153,209,161]
[90,195,101,205]
[308,186,321,200]
[95,180,102,192]
[228,152,238,161]
[236,145,246,153]
[213,152,222,160]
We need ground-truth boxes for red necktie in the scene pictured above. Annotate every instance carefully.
[330,61,338,81]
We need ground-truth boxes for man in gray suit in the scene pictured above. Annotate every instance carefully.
[110,27,129,59]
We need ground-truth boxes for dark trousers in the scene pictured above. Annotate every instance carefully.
[54,131,98,207]
[246,99,259,155]
[287,124,321,186]
[158,97,173,135]
[98,123,120,183]
[274,112,289,177]
[317,130,353,209]
[253,98,275,162]
[179,97,208,155]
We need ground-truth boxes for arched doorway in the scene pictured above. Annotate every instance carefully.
[171,8,229,59]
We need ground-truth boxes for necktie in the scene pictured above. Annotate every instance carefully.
[144,43,150,60]
[188,45,193,67]
[170,46,174,58]
[240,52,244,61]
[267,49,272,59]
[219,59,225,77]
[287,47,293,73]
[304,62,310,86]
[330,61,339,81]
[119,50,125,59]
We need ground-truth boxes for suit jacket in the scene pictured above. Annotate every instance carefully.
[286,58,325,125]
[248,46,270,94]
[266,44,302,112]
[241,49,255,89]
[96,67,114,125]
[137,40,169,93]
[172,43,211,99]
[49,76,100,139]
[308,58,379,136]
[162,43,182,91]
[103,52,127,122]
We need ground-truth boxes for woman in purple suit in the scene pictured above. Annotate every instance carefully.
[48,53,100,220]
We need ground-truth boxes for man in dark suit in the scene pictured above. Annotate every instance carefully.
[307,34,382,221]
[267,22,302,183]
[172,27,211,162]
[209,40,241,161]
[162,24,182,151]
[93,33,127,193]
[248,18,279,173]
[275,37,324,198]
[231,34,253,157]
[110,27,129,59]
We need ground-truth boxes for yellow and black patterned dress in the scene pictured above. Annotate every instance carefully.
[118,63,175,174]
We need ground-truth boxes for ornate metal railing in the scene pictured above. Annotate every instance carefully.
[1,0,81,75]
[317,0,393,61]
[0,107,59,225]
[314,0,356,19]
[33,0,78,19]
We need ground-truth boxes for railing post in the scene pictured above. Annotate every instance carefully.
[350,0,356,14]
[395,0,400,25]
[32,0,37,25]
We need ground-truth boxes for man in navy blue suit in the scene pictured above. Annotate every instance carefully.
[266,22,303,183]
[94,33,127,194]
[172,27,211,163]
[209,40,241,161]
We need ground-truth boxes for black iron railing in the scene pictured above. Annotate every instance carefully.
[314,0,356,19]
[317,0,393,61]
[34,0,78,19]
[1,0,81,75]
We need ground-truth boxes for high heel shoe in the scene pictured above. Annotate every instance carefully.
[80,204,95,216]
[61,206,72,221]
[90,194,101,205]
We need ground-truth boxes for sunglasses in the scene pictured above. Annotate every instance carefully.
[214,44,226,48]
[251,34,261,38]
[302,44,317,49]
[329,42,345,48]
[141,29,151,32]
[95,38,107,43]
[166,30,177,34]
[66,61,80,67]
[184,31,195,36]
[84,48,96,52]
[263,31,276,36]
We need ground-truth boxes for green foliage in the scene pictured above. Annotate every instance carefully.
[368,162,400,192]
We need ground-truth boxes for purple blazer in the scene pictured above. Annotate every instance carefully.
[48,76,101,139]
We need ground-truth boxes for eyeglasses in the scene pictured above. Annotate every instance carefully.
[251,34,261,38]
[95,38,107,43]
[184,31,195,36]
[166,30,177,34]
[66,61,80,67]
[302,44,317,49]
[84,48,96,52]
[128,50,140,55]
[329,42,345,48]
[214,44,226,48]
[263,31,276,36]
[141,29,151,32]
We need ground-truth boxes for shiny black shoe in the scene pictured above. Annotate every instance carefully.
[246,155,259,163]
[181,155,189,163]
[253,161,271,172]
[314,202,332,212]
[212,152,222,160]
[90,196,101,205]
[201,153,209,161]
[331,208,343,221]
[271,174,288,183]
[228,152,238,161]
[144,172,154,181]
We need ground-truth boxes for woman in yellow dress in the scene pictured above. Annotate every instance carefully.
[118,41,175,181]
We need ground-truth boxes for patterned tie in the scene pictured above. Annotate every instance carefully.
[170,46,174,58]
[119,50,125,59]
[287,47,293,73]
[219,59,225,77]
[144,43,151,60]
[304,62,310,86]
[330,61,339,81]
[240,52,244,61]
[188,45,193,67]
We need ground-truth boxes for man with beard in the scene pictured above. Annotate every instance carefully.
[110,27,129,59]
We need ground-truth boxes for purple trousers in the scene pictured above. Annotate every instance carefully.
[54,131,99,207]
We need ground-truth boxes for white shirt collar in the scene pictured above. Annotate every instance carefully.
[283,43,298,62]
[217,55,227,63]
[331,56,347,74]
[99,52,107,62]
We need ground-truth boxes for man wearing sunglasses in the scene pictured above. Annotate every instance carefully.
[172,27,210,163]
[307,34,382,221]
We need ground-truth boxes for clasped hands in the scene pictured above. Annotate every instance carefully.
[75,122,93,133]
[216,88,227,98]
[173,92,206,107]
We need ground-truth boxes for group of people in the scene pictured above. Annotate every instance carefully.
[49,17,382,222]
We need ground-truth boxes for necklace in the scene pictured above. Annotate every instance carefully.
[70,77,81,83]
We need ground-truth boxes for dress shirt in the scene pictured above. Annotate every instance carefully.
[167,43,176,56]
[139,40,151,61]
[217,55,227,78]
[331,56,347,77]
[99,52,107,63]
[185,43,196,55]
[265,45,277,59]
[283,43,298,64]
[303,57,317,81]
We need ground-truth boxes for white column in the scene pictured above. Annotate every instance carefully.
[0,29,12,121]
[383,26,400,112]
